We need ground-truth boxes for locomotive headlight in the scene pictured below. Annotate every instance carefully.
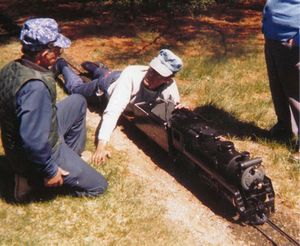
[257,182,264,189]
[241,166,265,191]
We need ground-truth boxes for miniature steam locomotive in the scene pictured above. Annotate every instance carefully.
[130,100,275,225]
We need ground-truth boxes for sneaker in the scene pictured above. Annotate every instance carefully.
[269,122,293,143]
[81,61,108,74]
[14,174,32,202]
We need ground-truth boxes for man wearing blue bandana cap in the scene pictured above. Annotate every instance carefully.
[54,49,184,165]
[0,18,107,202]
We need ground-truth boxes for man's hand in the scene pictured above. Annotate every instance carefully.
[92,140,111,165]
[287,38,296,47]
[175,103,190,110]
[44,167,69,187]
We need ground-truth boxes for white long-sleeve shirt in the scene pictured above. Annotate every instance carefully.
[98,65,180,142]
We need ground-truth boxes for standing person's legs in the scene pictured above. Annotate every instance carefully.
[268,40,299,138]
[265,39,294,136]
[276,44,299,139]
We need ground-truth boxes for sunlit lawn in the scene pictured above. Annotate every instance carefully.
[0,127,183,245]
[0,12,299,244]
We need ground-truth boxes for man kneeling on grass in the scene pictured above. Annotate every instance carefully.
[0,18,107,202]
[54,49,184,165]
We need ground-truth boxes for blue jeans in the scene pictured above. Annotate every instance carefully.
[56,94,107,196]
[30,95,108,197]
[62,66,121,98]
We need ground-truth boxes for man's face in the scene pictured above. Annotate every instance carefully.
[37,47,62,68]
[143,67,173,90]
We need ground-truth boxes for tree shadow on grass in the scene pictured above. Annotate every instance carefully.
[193,103,269,140]
[0,0,264,62]
[0,13,20,44]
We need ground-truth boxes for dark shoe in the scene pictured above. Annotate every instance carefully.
[14,174,32,202]
[81,61,100,74]
[52,58,68,75]
[81,61,108,74]
[269,122,293,143]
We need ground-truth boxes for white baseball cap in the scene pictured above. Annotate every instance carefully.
[149,49,183,77]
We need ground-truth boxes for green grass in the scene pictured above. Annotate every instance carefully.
[0,14,299,243]
[0,41,21,68]
[0,131,182,245]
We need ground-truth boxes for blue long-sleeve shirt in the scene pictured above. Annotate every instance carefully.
[262,0,300,46]
[16,80,58,179]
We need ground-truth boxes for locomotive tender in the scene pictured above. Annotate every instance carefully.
[130,99,275,225]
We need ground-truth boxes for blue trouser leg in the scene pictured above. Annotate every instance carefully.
[93,67,109,80]
[56,142,108,197]
[98,71,122,94]
[62,66,121,99]
[55,94,107,196]
[56,94,87,154]
[62,66,99,97]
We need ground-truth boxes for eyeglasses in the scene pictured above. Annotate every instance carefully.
[53,47,63,55]
[47,42,63,55]
[48,46,63,55]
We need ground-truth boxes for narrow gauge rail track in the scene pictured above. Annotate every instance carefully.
[252,219,300,246]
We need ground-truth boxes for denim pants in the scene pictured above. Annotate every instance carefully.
[264,38,300,138]
[27,94,108,197]
[62,66,121,98]
[55,94,107,196]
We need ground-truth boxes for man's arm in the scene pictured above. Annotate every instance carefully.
[16,80,68,186]
[92,67,134,164]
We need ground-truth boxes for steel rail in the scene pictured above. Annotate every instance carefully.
[252,224,278,246]
[267,219,300,246]
[252,219,300,246]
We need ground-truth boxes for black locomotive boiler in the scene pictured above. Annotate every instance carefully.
[130,100,275,225]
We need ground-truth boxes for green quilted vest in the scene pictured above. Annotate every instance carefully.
[0,60,60,173]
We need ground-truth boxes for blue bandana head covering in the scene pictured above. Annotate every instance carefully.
[149,49,183,77]
[20,18,71,52]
